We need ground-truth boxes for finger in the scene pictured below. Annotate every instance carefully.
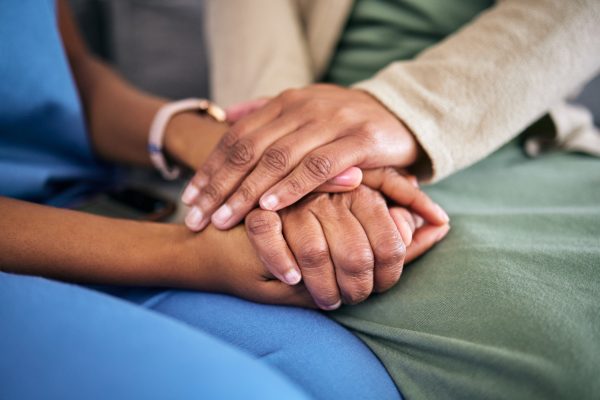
[259,136,366,212]
[210,122,339,230]
[350,188,406,294]
[388,207,414,246]
[245,209,301,285]
[282,207,342,311]
[257,281,316,308]
[405,223,450,264]
[188,112,301,231]
[314,167,363,193]
[362,168,449,225]
[319,200,375,305]
[181,99,282,208]
[225,97,270,123]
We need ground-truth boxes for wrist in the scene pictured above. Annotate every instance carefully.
[150,222,222,290]
[164,112,229,171]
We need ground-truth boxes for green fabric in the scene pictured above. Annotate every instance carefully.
[331,142,600,398]
[326,2,599,397]
[325,0,493,86]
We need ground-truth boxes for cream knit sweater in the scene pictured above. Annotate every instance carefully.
[206,0,600,181]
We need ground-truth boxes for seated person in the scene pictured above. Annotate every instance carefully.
[179,0,599,398]
[0,1,448,399]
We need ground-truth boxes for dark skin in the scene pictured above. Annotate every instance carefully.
[0,0,449,310]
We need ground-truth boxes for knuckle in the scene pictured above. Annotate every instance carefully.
[304,154,333,181]
[376,236,406,268]
[342,282,372,305]
[297,246,330,269]
[201,182,223,204]
[246,211,280,236]
[237,183,256,203]
[333,106,355,123]
[286,176,307,196]
[227,139,255,167]
[262,146,290,174]
[279,88,301,103]
[339,248,375,278]
[358,121,379,136]
[219,130,240,152]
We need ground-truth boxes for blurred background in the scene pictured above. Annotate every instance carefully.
[68,0,599,124]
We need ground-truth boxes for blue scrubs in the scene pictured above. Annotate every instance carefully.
[0,2,400,399]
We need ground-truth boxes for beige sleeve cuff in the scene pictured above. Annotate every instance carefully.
[355,0,600,182]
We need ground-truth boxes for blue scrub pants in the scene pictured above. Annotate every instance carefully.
[0,272,399,399]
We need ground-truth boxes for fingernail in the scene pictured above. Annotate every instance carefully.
[409,176,419,188]
[197,175,208,188]
[436,225,450,241]
[414,215,425,229]
[319,300,342,311]
[435,204,450,223]
[260,194,279,210]
[185,207,204,230]
[284,269,301,285]
[212,204,233,227]
[181,184,199,205]
[330,172,357,186]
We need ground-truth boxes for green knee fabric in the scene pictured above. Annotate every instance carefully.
[326,4,599,396]
[331,143,600,398]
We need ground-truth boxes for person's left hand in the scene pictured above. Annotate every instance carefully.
[243,166,450,310]
[244,185,449,310]
[180,84,422,232]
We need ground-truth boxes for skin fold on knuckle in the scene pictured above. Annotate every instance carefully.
[201,182,224,205]
[296,245,330,272]
[262,146,291,175]
[304,154,333,182]
[245,211,280,236]
[374,236,406,272]
[227,138,255,168]
[218,129,241,152]
[237,183,257,204]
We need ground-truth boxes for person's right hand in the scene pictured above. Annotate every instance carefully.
[203,224,315,307]
[245,172,450,310]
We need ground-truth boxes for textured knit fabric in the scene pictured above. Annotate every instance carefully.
[325,0,494,86]
[0,0,114,206]
[330,142,600,399]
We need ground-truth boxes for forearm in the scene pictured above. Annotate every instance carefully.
[355,0,600,181]
[58,0,225,169]
[0,197,218,289]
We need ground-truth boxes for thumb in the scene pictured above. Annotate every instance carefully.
[314,167,362,193]
[225,97,270,123]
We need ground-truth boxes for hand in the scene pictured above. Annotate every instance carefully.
[200,224,315,307]
[180,84,421,231]
[244,168,449,310]
[245,184,449,310]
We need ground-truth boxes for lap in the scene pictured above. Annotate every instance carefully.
[105,286,400,400]
[0,272,309,400]
[332,143,600,399]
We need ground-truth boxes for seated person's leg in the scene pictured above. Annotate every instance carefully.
[0,272,309,400]
[110,288,401,400]
[329,143,600,399]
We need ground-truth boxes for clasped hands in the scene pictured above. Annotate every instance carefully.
[179,84,449,310]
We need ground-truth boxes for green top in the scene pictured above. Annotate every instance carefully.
[326,1,600,398]
[325,0,493,86]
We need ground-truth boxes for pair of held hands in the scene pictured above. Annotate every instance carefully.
[179,84,450,310]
